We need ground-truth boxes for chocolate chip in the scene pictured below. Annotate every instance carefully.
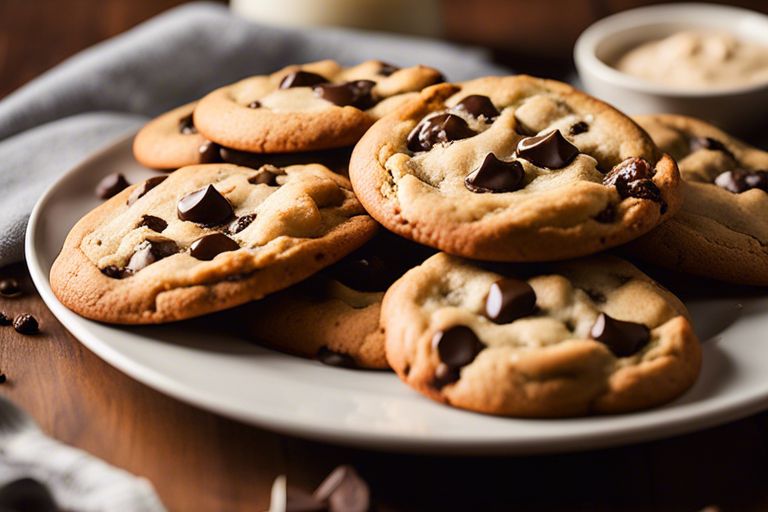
[326,254,393,292]
[314,80,376,110]
[249,166,283,185]
[590,313,650,357]
[432,363,461,388]
[279,70,328,89]
[516,130,579,169]
[138,215,167,233]
[228,214,256,234]
[126,239,179,273]
[127,176,167,206]
[453,95,499,121]
[189,233,240,261]
[569,121,589,135]
[178,113,197,134]
[316,347,357,369]
[100,265,125,279]
[0,312,11,325]
[314,465,370,512]
[603,157,664,207]
[407,113,477,152]
[432,325,485,369]
[0,477,58,512]
[594,203,616,223]
[95,173,130,199]
[378,62,400,76]
[464,153,525,193]
[247,100,261,109]
[690,136,735,160]
[626,179,662,203]
[0,373,5,384]
[198,140,221,164]
[177,185,234,225]
[714,169,768,194]
[485,278,537,324]
[13,314,38,335]
[0,278,21,298]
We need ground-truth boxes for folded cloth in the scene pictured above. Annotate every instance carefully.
[0,1,507,267]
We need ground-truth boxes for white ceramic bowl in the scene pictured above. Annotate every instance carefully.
[574,3,768,133]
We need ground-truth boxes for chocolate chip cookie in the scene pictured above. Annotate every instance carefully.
[50,163,377,324]
[630,114,768,285]
[233,232,435,369]
[383,253,701,417]
[349,76,681,261]
[193,60,444,154]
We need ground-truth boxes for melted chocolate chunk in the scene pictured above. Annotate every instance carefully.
[432,363,460,388]
[432,325,485,369]
[279,70,328,89]
[127,176,167,206]
[189,233,240,261]
[0,278,21,298]
[138,215,167,233]
[0,312,11,326]
[603,157,664,208]
[516,130,579,169]
[177,185,234,225]
[590,313,650,357]
[377,62,400,76]
[248,165,283,185]
[100,265,125,279]
[464,153,525,193]
[228,214,256,234]
[453,94,500,121]
[569,121,589,135]
[314,465,370,512]
[407,113,477,152]
[485,278,537,324]
[247,100,261,109]
[690,136,735,160]
[178,113,197,134]
[198,140,221,164]
[13,314,38,335]
[314,80,376,109]
[95,173,129,199]
[126,239,178,273]
[316,347,358,369]
[714,169,768,194]
[626,179,662,203]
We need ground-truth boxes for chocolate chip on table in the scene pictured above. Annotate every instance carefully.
[590,313,650,357]
[316,347,358,369]
[0,278,21,298]
[95,173,130,199]
[126,239,179,273]
[569,121,589,135]
[100,265,125,279]
[127,176,167,206]
[714,169,768,194]
[178,113,197,134]
[690,136,735,160]
[516,130,580,169]
[138,215,167,233]
[198,140,221,164]
[0,312,11,325]
[279,70,329,89]
[377,61,400,76]
[177,184,234,225]
[407,113,477,152]
[431,325,485,388]
[228,214,256,234]
[247,100,261,109]
[485,278,537,324]
[453,94,500,121]
[464,153,525,193]
[13,314,39,335]
[189,233,240,261]
[314,465,370,512]
[314,80,377,110]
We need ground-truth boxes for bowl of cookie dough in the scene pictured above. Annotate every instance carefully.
[574,3,768,133]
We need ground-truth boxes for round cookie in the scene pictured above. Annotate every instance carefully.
[630,114,768,285]
[193,60,444,153]
[349,76,681,262]
[50,163,377,324]
[383,253,701,417]
[233,232,435,369]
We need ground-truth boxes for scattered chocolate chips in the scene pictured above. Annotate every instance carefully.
[453,94,500,121]
[126,239,179,273]
[138,215,167,233]
[0,278,21,298]
[569,121,589,135]
[313,465,370,512]
[431,325,485,387]
[485,278,537,324]
[100,265,125,279]
[314,80,376,109]
[516,130,579,169]
[13,314,38,335]
[690,136,735,160]
[279,70,328,89]
[127,176,167,206]
[247,100,261,109]
[228,214,256,234]
[316,347,358,369]
[407,113,477,152]
[95,173,129,199]
[189,233,240,261]
[590,313,650,357]
[377,62,400,76]
[177,184,234,225]
[198,140,221,164]
[178,113,197,134]
[464,153,525,193]
[603,157,664,208]
[714,169,768,194]
[0,312,11,325]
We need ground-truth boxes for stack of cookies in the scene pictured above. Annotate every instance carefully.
[51,59,768,418]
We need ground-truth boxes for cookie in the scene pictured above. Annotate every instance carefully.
[349,76,681,262]
[50,163,377,324]
[193,60,444,153]
[383,253,701,417]
[132,102,211,170]
[232,232,435,369]
[630,114,768,285]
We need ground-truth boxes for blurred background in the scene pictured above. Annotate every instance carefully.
[1,0,767,97]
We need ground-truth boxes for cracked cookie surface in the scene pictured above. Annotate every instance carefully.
[50,163,377,324]
[349,76,681,261]
[631,114,768,285]
[382,252,701,417]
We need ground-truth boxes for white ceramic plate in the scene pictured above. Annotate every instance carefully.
[26,134,768,454]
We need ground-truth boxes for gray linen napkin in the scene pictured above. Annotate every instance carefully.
[0,1,507,266]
